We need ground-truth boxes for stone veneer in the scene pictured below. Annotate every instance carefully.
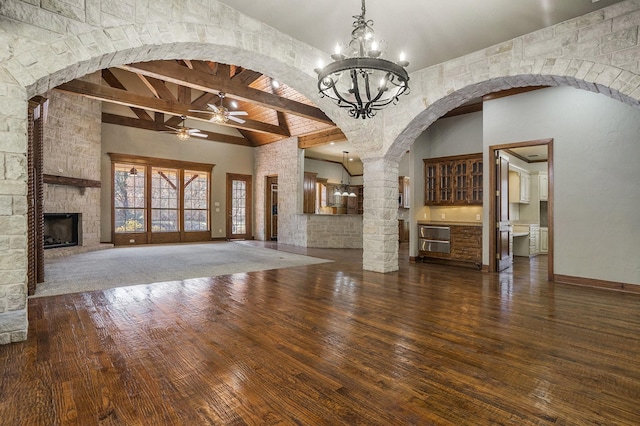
[294,214,363,249]
[43,72,102,253]
[1,0,640,342]
[254,137,303,245]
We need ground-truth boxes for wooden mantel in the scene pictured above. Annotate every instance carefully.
[43,174,101,188]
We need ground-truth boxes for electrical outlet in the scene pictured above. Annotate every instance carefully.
[476,214,481,221]
[215,208,220,212]
[129,239,135,243]
[441,213,446,220]
[423,213,427,219]
[218,229,222,233]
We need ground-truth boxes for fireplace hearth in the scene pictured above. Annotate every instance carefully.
[44,213,81,249]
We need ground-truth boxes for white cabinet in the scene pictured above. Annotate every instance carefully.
[540,227,548,254]
[509,170,530,204]
[513,224,540,257]
[539,173,548,201]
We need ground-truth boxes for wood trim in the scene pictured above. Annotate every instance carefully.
[107,153,215,172]
[489,139,554,280]
[55,79,289,136]
[298,128,347,148]
[482,86,548,101]
[422,152,483,164]
[119,61,334,125]
[554,274,640,294]
[102,113,252,147]
[43,174,101,188]
[441,102,483,119]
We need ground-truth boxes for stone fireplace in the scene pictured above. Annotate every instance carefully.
[44,213,81,249]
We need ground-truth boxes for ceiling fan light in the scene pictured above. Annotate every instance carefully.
[176,130,190,141]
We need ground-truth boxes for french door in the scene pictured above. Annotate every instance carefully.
[226,174,252,240]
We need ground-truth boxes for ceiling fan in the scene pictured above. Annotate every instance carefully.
[190,92,248,124]
[162,116,208,141]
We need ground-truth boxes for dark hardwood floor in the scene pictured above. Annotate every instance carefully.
[2,243,639,425]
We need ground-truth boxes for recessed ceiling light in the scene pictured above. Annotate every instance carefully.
[330,142,335,145]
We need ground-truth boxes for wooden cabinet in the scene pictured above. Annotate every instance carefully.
[423,153,482,206]
[347,185,364,214]
[418,223,482,268]
[509,170,530,204]
[303,172,317,214]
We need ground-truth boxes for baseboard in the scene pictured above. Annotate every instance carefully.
[211,237,227,241]
[554,274,640,294]
[409,256,419,263]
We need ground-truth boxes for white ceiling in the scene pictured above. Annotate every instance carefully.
[217,0,624,73]
[216,0,624,163]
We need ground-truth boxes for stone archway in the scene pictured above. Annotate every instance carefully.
[2,0,640,342]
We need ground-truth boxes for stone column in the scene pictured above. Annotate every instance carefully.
[0,81,29,344]
[362,157,399,273]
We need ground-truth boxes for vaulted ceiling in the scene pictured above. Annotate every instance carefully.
[56,59,347,151]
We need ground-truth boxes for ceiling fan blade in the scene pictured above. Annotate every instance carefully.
[207,103,220,112]
[229,116,246,124]
[188,109,210,113]
[228,111,248,116]
[187,128,202,133]
[192,133,208,138]
[165,126,180,131]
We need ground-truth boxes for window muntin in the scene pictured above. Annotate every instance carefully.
[184,170,210,231]
[114,163,146,233]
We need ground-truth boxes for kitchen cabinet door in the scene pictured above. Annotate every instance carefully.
[540,227,548,253]
[539,173,548,201]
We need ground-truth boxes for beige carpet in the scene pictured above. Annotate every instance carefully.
[33,242,332,298]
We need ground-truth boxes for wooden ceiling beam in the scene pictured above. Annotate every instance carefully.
[102,113,252,147]
[56,79,290,136]
[119,61,334,125]
[298,128,347,149]
[101,69,153,121]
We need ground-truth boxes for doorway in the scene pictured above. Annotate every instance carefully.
[226,173,252,240]
[265,176,278,241]
[489,139,554,280]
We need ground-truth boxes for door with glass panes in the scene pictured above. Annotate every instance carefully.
[226,173,252,240]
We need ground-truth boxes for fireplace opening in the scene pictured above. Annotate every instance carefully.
[44,213,81,249]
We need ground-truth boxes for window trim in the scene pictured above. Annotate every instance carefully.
[109,153,215,245]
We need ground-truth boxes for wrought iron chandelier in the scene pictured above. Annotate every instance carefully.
[315,0,410,119]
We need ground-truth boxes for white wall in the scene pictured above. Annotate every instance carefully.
[409,111,483,256]
[101,124,254,242]
[304,157,363,186]
[484,86,640,285]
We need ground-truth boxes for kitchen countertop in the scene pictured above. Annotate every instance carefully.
[417,221,483,227]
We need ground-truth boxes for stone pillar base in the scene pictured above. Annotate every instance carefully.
[0,309,28,345]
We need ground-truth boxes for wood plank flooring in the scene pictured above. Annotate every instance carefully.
[1,244,639,425]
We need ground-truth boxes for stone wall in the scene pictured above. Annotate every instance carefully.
[298,214,363,249]
[43,73,102,251]
[254,137,303,245]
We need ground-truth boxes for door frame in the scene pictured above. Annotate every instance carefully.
[226,173,253,240]
[488,138,554,280]
[265,175,278,241]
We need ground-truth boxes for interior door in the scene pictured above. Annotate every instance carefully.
[496,153,512,271]
[265,176,278,241]
[226,173,252,240]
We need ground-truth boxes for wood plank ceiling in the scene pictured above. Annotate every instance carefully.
[55,59,347,148]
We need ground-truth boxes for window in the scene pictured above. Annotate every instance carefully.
[110,154,213,244]
[184,171,209,231]
[114,164,146,233]
[151,168,178,232]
